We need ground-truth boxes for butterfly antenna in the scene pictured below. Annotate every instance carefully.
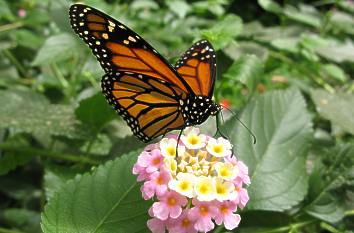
[222,106,257,144]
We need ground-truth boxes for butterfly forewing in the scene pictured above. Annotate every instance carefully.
[69,4,192,94]
[101,71,186,142]
[175,40,216,97]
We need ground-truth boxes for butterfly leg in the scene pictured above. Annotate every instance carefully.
[175,129,184,157]
[215,113,235,157]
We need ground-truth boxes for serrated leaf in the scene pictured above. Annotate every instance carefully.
[0,90,83,138]
[41,151,151,233]
[32,33,78,65]
[310,89,354,135]
[201,14,243,50]
[44,164,85,201]
[75,93,116,132]
[305,145,354,223]
[0,136,32,176]
[224,88,313,211]
[223,54,263,91]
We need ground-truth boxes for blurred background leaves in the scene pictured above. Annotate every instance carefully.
[0,0,353,232]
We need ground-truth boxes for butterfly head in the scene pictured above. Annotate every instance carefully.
[181,95,222,126]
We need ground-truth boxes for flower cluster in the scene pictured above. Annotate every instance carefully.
[133,127,250,233]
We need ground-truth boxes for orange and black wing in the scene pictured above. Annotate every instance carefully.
[69,4,192,94]
[175,40,216,97]
[101,71,186,142]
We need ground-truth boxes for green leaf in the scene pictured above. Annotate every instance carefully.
[44,164,84,200]
[283,4,322,28]
[237,211,291,233]
[10,29,44,49]
[271,37,299,53]
[3,208,41,233]
[0,135,32,176]
[0,90,82,138]
[167,0,190,19]
[110,135,145,156]
[305,145,354,223]
[80,134,112,156]
[315,39,354,63]
[225,88,313,211]
[75,93,116,132]
[258,0,283,14]
[321,64,347,82]
[41,152,151,233]
[201,14,243,50]
[32,33,78,65]
[223,54,263,92]
[310,89,354,135]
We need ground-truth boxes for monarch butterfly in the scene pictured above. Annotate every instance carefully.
[69,4,222,142]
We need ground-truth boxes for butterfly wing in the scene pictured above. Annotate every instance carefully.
[101,71,186,142]
[175,40,216,97]
[69,4,192,94]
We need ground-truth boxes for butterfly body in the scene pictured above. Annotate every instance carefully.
[70,4,221,142]
[180,96,221,126]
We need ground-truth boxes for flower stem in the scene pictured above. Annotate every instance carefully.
[0,143,101,165]
[0,227,25,233]
[0,22,23,33]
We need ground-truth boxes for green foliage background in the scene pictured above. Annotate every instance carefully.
[0,0,353,232]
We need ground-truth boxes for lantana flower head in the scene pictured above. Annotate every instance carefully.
[133,127,250,232]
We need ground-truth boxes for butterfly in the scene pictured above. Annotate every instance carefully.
[69,4,222,142]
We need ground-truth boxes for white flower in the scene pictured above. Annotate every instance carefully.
[206,137,232,157]
[214,178,236,201]
[181,127,206,150]
[194,176,215,201]
[169,172,195,198]
[160,138,185,158]
[214,162,239,181]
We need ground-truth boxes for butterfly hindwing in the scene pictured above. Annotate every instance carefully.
[175,40,216,97]
[69,4,192,94]
[101,71,186,142]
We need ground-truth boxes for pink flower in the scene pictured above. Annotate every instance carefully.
[237,161,251,185]
[189,199,217,232]
[214,201,241,230]
[233,186,249,209]
[169,209,197,233]
[152,191,187,220]
[141,169,171,200]
[137,149,164,173]
[147,208,169,233]
[147,218,168,233]
[132,163,150,182]
[17,8,26,18]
